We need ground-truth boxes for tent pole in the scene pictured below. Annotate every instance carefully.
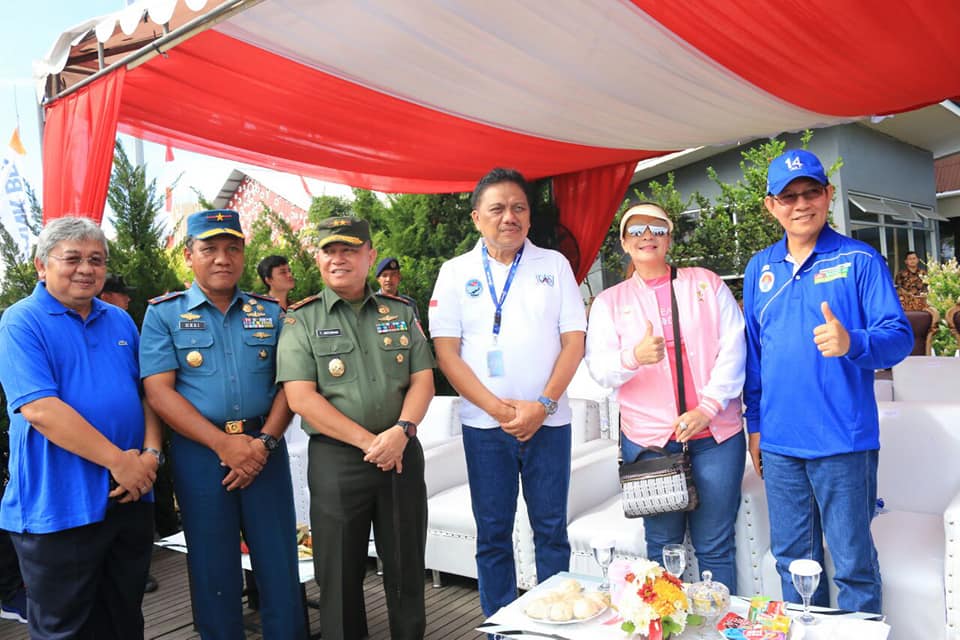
[46,0,263,104]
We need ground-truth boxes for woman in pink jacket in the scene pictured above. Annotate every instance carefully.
[586,203,746,592]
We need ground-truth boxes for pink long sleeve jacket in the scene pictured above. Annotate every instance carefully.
[585,267,746,447]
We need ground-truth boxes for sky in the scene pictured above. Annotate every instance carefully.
[0,0,352,231]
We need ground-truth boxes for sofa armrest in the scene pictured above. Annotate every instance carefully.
[735,465,770,596]
[422,437,467,499]
[566,442,620,522]
[944,490,960,635]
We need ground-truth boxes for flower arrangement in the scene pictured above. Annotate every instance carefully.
[608,558,689,639]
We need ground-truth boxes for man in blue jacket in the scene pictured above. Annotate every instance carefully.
[743,149,912,614]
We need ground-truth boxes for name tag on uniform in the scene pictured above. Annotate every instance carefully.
[376,320,408,334]
[242,317,275,330]
[179,321,206,330]
[316,328,342,337]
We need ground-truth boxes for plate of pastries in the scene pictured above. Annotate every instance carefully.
[523,578,610,624]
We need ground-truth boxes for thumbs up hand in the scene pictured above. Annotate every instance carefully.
[633,319,666,365]
[813,301,851,357]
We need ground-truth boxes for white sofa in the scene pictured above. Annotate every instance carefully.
[743,401,960,639]
[891,355,960,402]
[423,397,615,587]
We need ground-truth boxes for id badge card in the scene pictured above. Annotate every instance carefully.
[487,349,505,377]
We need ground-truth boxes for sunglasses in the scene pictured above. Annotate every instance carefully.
[625,223,670,238]
[773,184,826,206]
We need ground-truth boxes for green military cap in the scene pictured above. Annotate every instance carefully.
[316,216,371,249]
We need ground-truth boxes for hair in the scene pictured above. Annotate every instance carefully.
[905,251,918,258]
[257,255,289,288]
[35,217,108,265]
[471,167,532,209]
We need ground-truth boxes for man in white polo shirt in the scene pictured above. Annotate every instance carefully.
[429,167,586,617]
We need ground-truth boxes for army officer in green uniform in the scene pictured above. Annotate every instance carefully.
[277,216,435,640]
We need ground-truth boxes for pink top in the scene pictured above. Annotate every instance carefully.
[586,267,746,447]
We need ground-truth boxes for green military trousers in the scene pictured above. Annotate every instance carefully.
[307,436,427,640]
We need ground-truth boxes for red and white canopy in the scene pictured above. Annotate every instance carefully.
[37,0,960,280]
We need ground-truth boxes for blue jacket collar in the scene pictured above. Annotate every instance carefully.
[769,225,842,263]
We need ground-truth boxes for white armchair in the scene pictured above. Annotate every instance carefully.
[741,402,960,638]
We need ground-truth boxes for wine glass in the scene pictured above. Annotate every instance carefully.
[590,536,616,591]
[789,559,822,625]
[662,544,686,579]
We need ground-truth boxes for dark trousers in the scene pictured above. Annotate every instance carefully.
[11,501,154,640]
[0,480,23,601]
[172,432,306,640]
[309,437,427,640]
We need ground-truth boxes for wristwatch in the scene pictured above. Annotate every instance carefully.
[537,395,558,416]
[396,420,418,439]
[256,433,280,454]
[142,447,165,466]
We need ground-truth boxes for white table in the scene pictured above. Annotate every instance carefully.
[478,572,890,639]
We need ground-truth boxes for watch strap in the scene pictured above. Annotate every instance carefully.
[537,395,558,416]
[256,433,279,453]
[142,447,165,466]
[396,420,417,438]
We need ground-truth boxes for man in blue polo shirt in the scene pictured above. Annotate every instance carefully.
[140,210,305,640]
[0,216,161,638]
[743,150,913,614]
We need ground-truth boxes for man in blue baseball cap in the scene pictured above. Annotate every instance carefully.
[375,256,421,322]
[742,150,912,614]
[140,209,306,639]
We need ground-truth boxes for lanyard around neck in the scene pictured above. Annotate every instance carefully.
[481,243,523,339]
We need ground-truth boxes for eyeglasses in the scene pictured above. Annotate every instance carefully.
[48,254,108,269]
[773,185,826,206]
[626,223,670,238]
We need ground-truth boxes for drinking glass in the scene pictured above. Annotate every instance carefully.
[789,559,822,625]
[590,536,616,591]
[662,544,686,579]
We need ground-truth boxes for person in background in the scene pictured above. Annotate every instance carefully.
[743,149,913,614]
[894,251,928,311]
[140,210,305,640]
[0,216,160,638]
[99,272,135,310]
[278,216,434,640]
[0,305,26,625]
[429,167,585,617]
[375,256,421,322]
[586,203,746,592]
[257,254,296,311]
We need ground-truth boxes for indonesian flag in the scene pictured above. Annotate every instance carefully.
[164,143,175,212]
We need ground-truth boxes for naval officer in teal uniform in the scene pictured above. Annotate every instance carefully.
[140,210,306,640]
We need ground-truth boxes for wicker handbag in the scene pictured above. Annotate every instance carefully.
[619,266,699,518]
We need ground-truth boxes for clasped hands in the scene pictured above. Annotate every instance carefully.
[217,434,268,491]
[364,427,408,473]
[108,448,160,503]
[498,400,545,442]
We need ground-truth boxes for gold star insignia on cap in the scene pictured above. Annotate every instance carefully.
[216,212,225,221]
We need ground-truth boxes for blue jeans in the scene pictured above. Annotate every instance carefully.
[621,433,745,593]
[762,449,881,614]
[462,424,572,617]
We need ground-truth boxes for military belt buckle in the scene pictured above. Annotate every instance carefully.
[225,420,244,434]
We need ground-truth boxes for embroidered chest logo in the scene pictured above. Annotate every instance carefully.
[814,262,851,285]
[696,282,708,302]
[465,278,482,297]
[758,271,775,293]
[536,273,555,287]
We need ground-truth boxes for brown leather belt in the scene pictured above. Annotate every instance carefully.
[223,416,267,434]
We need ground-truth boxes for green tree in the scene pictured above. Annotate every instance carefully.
[241,204,322,303]
[105,141,181,325]
[0,180,41,308]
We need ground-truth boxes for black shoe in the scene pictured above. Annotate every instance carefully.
[144,575,158,593]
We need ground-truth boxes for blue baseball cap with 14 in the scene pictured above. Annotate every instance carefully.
[766,149,828,196]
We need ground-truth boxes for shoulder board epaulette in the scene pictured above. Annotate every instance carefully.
[288,294,321,312]
[376,292,414,307]
[148,290,187,305]
[246,292,278,303]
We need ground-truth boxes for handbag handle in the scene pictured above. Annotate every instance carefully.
[619,265,688,464]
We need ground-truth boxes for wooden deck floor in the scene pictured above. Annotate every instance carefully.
[0,548,487,639]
